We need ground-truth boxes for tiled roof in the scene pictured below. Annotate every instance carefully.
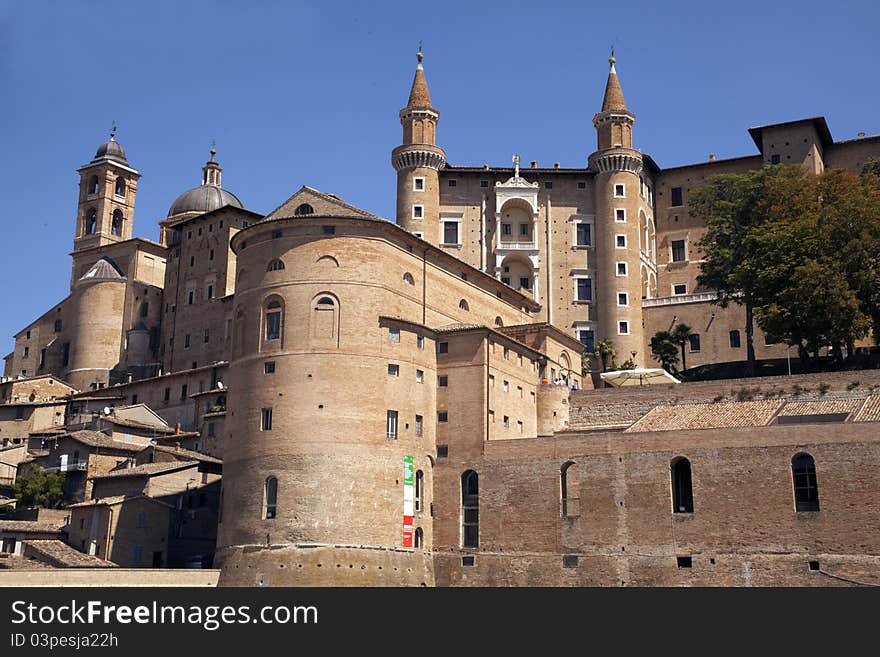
[407,64,432,108]
[777,399,862,417]
[91,461,199,480]
[853,396,880,422]
[601,61,627,112]
[63,430,144,453]
[150,445,222,464]
[22,540,116,568]
[67,495,129,508]
[625,400,784,433]
[0,520,64,534]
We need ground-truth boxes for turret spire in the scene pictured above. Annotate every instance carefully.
[203,142,222,187]
[601,49,627,112]
[407,43,432,108]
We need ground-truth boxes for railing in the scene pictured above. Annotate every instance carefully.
[497,239,537,250]
[642,292,718,307]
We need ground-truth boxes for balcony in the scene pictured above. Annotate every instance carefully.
[42,461,88,474]
[497,238,536,251]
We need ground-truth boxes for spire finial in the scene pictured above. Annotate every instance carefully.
[109,121,117,141]
[210,138,217,161]
[513,154,520,178]
[609,46,615,66]
[416,41,423,69]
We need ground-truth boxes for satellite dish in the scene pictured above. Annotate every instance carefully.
[103,406,111,416]
[216,381,224,389]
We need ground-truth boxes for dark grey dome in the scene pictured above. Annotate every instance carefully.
[93,139,127,163]
[167,185,243,218]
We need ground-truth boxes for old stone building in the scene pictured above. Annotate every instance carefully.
[2,50,880,585]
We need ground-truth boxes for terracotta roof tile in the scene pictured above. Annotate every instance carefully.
[625,400,784,433]
[778,399,862,417]
[853,396,880,422]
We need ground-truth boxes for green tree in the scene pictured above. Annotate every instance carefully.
[594,338,616,372]
[13,464,65,509]
[650,331,679,372]
[691,165,816,375]
[671,323,693,372]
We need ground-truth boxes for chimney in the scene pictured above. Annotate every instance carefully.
[530,161,537,168]
[175,442,181,451]
[708,153,716,161]
[857,132,866,139]
[175,423,181,435]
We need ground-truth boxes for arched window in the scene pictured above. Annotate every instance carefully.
[461,470,479,548]
[265,299,282,341]
[415,470,424,512]
[403,272,415,286]
[414,527,423,549]
[85,208,97,235]
[267,259,285,272]
[671,457,694,513]
[263,476,278,519]
[494,316,503,327]
[792,453,819,512]
[459,299,469,311]
[316,296,334,306]
[561,461,580,517]
[88,176,99,195]
[111,209,123,236]
[294,203,314,216]
[114,177,126,197]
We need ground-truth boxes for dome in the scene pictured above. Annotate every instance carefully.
[93,139,127,164]
[167,185,243,218]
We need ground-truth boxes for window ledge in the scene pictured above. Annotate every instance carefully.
[571,245,592,250]
[440,243,462,249]
[572,300,592,305]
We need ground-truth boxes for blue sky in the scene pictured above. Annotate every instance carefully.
[1,0,878,349]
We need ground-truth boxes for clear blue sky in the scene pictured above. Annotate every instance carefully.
[1,0,878,350]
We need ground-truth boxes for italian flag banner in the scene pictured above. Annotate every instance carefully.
[403,455,414,547]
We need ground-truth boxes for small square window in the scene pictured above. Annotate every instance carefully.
[677,556,692,569]
[480,180,489,188]
[618,292,628,307]
[563,555,578,568]
[438,342,448,354]
[416,369,424,383]
[417,335,424,349]
[272,230,282,239]
[264,361,275,374]
[616,235,626,248]
[389,328,400,343]
[771,154,781,165]
[413,205,424,219]
[462,555,475,567]
[577,182,586,190]
[618,321,630,335]
[615,209,626,222]
[388,364,399,377]
[322,225,335,235]
[413,177,425,191]
[438,375,448,387]
[438,411,448,422]
[673,284,687,295]
[614,184,625,197]
[808,560,820,571]
[617,262,627,276]
[437,445,449,458]
[544,181,553,190]
[448,179,457,187]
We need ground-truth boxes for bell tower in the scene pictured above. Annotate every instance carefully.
[392,46,446,242]
[74,126,140,252]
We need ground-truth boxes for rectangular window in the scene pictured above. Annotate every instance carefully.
[261,407,273,431]
[39,348,46,369]
[264,361,276,374]
[503,380,509,393]
[437,411,448,423]
[438,342,448,354]
[614,184,625,197]
[386,410,398,439]
[671,187,683,206]
[54,319,62,332]
[23,346,29,358]
[204,329,209,343]
[689,334,701,352]
[618,321,630,335]
[617,262,627,276]
[519,223,529,237]
[417,335,424,349]
[188,290,194,305]
[209,249,214,261]
[416,369,424,383]
[389,327,400,343]
[190,256,195,267]
[443,221,459,245]
[517,420,523,433]
[519,276,530,291]
[503,347,509,360]
[266,312,281,340]
[544,181,553,190]
[671,240,686,262]
[501,276,510,285]
[618,292,628,307]
[577,181,586,190]
[502,223,512,236]
[579,330,595,352]
[137,512,146,528]
[437,445,449,458]
[415,415,423,437]
[771,154,781,165]
[576,223,591,246]
[206,284,214,299]
[180,384,188,400]
[615,209,626,222]
[413,177,425,191]
[576,278,592,302]
[503,415,509,428]
[207,422,215,437]
[412,205,424,219]
[448,179,457,187]
[322,225,335,235]
[438,375,448,387]
[388,364,399,377]
[164,387,170,401]
[131,394,138,404]
[729,331,741,348]
[616,234,627,248]
[673,283,687,295]
[184,334,190,349]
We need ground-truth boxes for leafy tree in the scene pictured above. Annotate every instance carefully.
[862,158,880,178]
[13,464,65,509]
[671,323,693,371]
[594,339,616,372]
[650,331,679,372]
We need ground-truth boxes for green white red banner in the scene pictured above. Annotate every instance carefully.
[403,455,414,547]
